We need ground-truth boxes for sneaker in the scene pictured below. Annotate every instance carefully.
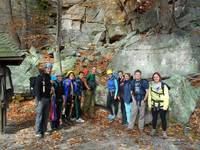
[76,118,85,123]
[151,129,156,136]
[71,118,76,121]
[107,114,113,120]
[44,131,50,135]
[108,115,115,121]
[162,131,168,139]
[35,133,43,138]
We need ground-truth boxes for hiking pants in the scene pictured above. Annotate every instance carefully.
[35,97,50,135]
[128,100,146,130]
[124,102,132,124]
[152,109,167,131]
[65,96,73,119]
[72,96,82,119]
[106,91,119,116]
[83,90,95,117]
[50,100,62,129]
[120,98,127,125]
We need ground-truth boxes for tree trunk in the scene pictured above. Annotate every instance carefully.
[6,0,21,48]
[21,0,28,49]
[55,0,63,74]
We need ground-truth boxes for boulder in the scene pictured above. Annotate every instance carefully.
[165,75,200,124]
[10,47,41,93]
[52,56,77,75]
[95,85,108,106]
[64,4,85,20]
[110,33,200,78]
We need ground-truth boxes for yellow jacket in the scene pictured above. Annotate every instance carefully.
[148,82,169,110]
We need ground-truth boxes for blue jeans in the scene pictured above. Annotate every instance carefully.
[124,102,133,124]
[35,97,50,134]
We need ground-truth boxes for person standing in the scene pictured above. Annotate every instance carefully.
[63,71,78,123]
[117,71,127,125]
[74,71,86,123]
[35,63,53,138]
[128,70,149,134]
[106,69,119,121]
[123,73,132,126]
[50,73,65,130]
[83,67,97,118]
[148,72,169,138]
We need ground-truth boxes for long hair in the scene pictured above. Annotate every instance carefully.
[152,72,162,82]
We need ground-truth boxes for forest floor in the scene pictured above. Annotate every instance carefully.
[0,99,200,150]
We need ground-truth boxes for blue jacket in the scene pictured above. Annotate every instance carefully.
[123,80,132,103]
[63,79,78,99]
[107,76,118,97]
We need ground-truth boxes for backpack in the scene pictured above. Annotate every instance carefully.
[150,82,171,96]
[87,74,96,90]
[29,76,38,97]
[131,79,148,95]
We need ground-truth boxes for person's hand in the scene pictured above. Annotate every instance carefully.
[148,107,151,111]
[114,96,117,100]
[117,96,120,101]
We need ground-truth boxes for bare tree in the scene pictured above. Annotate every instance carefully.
[21,0,28,49]
[6,0,21,48]
[54,0,63,74]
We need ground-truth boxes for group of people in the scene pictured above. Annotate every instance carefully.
[34,63,97,138]
[33,62,169,139]
[106,69,169,138]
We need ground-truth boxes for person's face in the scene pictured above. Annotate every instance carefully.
[108,74,112,79]
[79,73,84,78]
[134,72,141,80]
[118,72,123,78]
[69,73,75,80]
[45,67,51,74]
[153,74,160,83]
[57,75,62,81]
[125,74,130,80]
[92,67,96,74]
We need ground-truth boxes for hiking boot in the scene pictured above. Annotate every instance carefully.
[150,129,156,136]
[162,131,168,139]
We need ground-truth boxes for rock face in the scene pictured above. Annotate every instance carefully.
[109,0,200,78]
[110,33,200,78]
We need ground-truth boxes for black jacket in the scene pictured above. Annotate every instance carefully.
[35,73,52,100]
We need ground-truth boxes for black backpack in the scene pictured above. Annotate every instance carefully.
[161,82,171,91]
[29,76,38,97]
